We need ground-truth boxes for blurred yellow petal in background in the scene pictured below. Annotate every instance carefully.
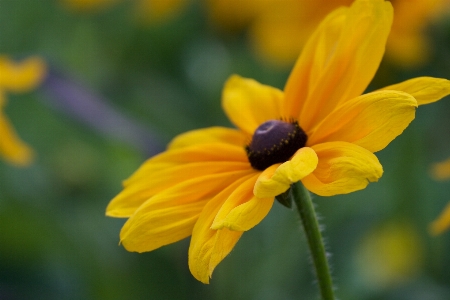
[430,202,450,235]
[430,158,450,235]
[355,221,423,290]
[431,157,450,180]
[0,56,47,166]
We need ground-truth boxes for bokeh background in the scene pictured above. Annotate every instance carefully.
[1,0,450,299]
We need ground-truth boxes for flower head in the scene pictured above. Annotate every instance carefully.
[106,0,450,283]
[0,56,46,166]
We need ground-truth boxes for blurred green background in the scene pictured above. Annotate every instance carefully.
[1,0,450,299]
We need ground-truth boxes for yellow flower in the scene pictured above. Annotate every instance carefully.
[106,0,450,283]
[245,0,449,67]
[0,56,46,166]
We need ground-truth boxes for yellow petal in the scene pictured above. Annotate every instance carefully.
[302,142,383,196]
[120,198,206,253]
[283,0,393,131]
[430,203,450,235]
[222,74,284,136]
[0,56,46,92]
[253,147,318,198]
[249,0,354,67]
[107,167,254,218]
[379,77,450,106]
[212,195,274,232]
[189,174,254,283]
[125,143,249,186]
[0,110,33,166]
[307,91,417,153]
[119,171,252,253]
[430,158,450,181]
[144,142,248,166]
[107,140,252,217]
[211,173,274,231]
[168,126,246,150]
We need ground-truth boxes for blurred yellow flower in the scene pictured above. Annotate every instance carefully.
[106,0,450,283]
[355,222,423,289]
[231,0,448,67]
[62,0,190,24]
[0,56,46,166]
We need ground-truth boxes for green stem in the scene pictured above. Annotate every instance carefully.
[291,182,335,300]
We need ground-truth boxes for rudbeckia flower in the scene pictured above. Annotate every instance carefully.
[106,0,450,283]
[0,56,46,166]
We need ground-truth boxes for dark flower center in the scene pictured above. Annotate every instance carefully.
[245,120,308,170]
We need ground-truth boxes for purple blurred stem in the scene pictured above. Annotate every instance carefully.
[41,70,164,156]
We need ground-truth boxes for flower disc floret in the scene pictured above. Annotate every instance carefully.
[246,120,307,170]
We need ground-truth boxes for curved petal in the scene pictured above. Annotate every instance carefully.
[0,111,33,166]
[430,202,450,235]
[212,196,274,232]
[211,173,274,231]
[189,174,254,283]
[379,77,450,106]
[106,162,254,218]
[222,74,284,136]
[253,147,318,198]
[123,142,249,186]
[283,0,393,131]
[153,143,248,164]
[0,56,46,92]
[107,141,252,217]
[168,126,247,150]
[302,142,383,196]
[119,171,252,253]
[307,91,417,153]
